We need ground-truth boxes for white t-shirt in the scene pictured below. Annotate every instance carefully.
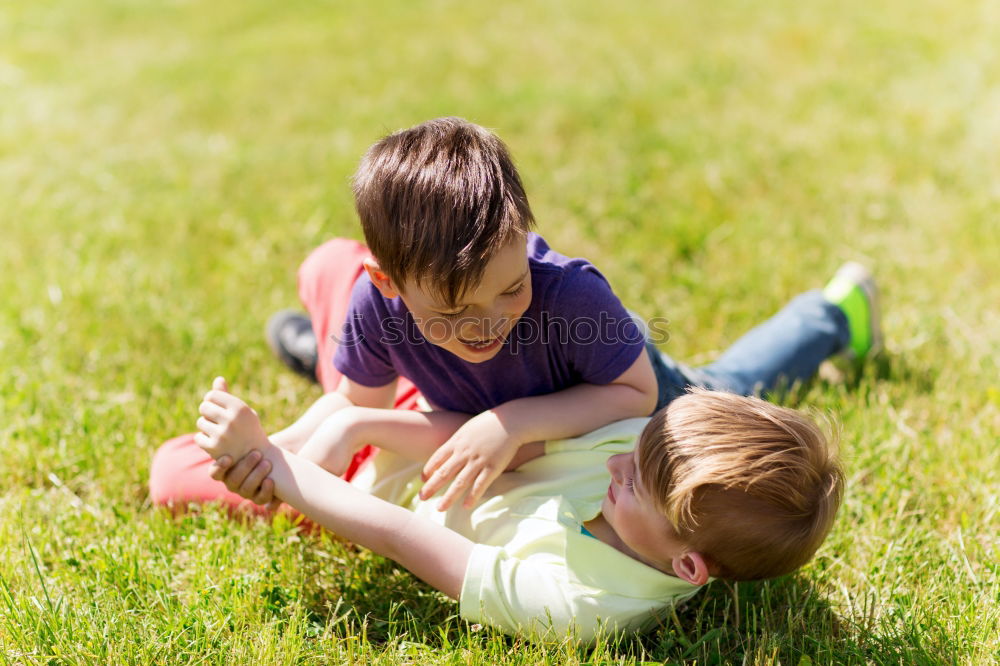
[350,418,702,642]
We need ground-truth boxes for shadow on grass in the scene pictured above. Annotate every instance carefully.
[616,575,964,665]
[864,352,937,394]
[763,350,936,413]
[821,351,937,396]
[292,554,967,664]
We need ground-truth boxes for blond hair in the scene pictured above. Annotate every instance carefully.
[637,389,844,580]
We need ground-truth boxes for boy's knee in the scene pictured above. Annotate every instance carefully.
[147,434,213,508]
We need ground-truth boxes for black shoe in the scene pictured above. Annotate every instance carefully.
[266,310,319,382]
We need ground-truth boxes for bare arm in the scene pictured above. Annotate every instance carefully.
[344,407,547,469]
[330,407,473,463]
[264,444,473,598]
[493,350,658,444]
[297,406,544,474]
[491,351,657,442]
[268,376,398,452]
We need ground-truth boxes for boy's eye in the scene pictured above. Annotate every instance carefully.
[626,477,635,491]
[503,283,526,297]
[435,307,468,318]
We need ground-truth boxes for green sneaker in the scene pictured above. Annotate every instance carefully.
[823,262,882,360]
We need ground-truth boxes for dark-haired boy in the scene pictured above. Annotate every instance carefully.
[152,117,659,512]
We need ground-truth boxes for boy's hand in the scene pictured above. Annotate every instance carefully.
[209,451,281,511]
[419,410,520,511]
[195,377,271,461]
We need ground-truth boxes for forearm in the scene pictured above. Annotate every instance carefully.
[260,443,473,598]
[350,408,472,463]
[269,391,353,453]
[492,351,658,446]
[495,382,653,445]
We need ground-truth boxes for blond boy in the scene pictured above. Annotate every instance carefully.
[196,386,843,640]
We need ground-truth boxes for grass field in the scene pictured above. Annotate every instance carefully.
[1,0,998,662]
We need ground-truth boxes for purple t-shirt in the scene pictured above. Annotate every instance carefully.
[333,234,645,414]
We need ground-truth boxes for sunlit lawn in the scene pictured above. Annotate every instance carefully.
[1,0,998,662]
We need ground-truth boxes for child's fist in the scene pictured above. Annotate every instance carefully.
[195,377,270,460]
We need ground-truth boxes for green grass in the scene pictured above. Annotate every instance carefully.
[1,0,998,662]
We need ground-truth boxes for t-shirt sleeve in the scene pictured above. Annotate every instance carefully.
[332,279,399,387]
[550,264,646,385]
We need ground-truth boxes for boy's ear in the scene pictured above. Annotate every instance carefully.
[672,551,711,586]
[363,258,401,299]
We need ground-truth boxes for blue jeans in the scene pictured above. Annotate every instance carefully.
[645,290,850,411]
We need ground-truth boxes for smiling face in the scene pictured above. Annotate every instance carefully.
[601,449,690,572]
[396,236,532,363]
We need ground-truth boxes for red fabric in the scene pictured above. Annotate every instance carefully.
[148,238,424,513]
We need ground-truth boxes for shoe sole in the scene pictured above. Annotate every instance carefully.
[266,309,319,381]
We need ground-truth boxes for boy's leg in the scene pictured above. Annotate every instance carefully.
[149,238,423,512]
[148,434,277,516]
[295,238,422,409]
[648,290,850,409]
[295,238,369,393]
[693,290,849,394]
[296,238,421,478]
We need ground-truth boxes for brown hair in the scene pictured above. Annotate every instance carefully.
[352,117,535,307]
[637,389,844,581]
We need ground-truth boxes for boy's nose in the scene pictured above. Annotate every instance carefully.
[606,452,627,482]
[459,308,509,339]
[457,318,491,341]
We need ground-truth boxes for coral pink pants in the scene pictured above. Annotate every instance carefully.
[147,239,423,515]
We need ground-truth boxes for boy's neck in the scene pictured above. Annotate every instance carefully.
[583,514,677,577]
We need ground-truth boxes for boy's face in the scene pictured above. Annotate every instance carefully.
[602,449,690,573]
[397,237,532,364]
